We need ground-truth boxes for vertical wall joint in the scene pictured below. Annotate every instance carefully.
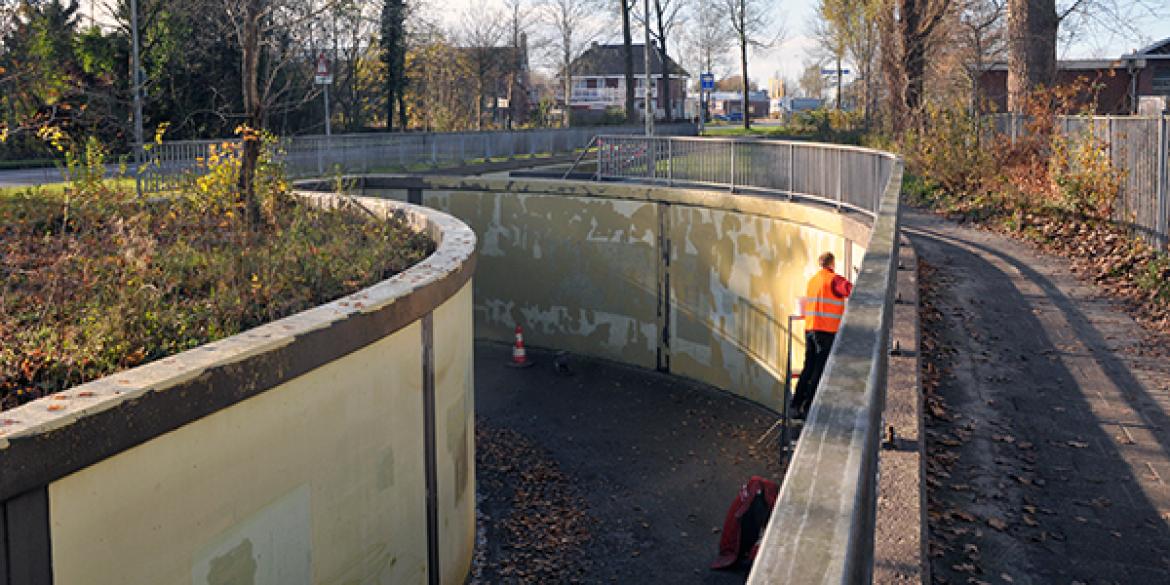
[421,314,440,585]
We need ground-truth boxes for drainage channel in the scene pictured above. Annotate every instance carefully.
[470,342,789,584]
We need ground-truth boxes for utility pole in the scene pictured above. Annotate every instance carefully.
[130,0,144,196]
[642,0,654,136]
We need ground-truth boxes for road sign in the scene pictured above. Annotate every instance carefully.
[700,73,715,91]
[820,68,851,76]
[314,53,333,85]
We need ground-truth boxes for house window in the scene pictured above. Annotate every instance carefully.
[586,78,598,88]
[606,78,619,88]
[1154,66,1170,94]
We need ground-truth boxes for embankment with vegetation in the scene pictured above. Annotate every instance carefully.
[1,137,433,410]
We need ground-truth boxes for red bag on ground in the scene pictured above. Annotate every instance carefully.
[710,475,780,570]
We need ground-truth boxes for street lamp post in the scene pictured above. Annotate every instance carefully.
[130,0,144,196]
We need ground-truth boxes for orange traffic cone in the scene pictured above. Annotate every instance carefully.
[508,325,534,368]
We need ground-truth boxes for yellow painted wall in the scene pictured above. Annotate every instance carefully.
[415,180,868,411]
[668,206,851,410]
[48,281,476,585]
[432,283,476,581]
[425,189,661,369]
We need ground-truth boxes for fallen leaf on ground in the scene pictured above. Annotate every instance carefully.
[951,563,977,573]
[987,517,1008,531]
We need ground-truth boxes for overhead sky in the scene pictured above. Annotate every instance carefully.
[434,0,1170,85]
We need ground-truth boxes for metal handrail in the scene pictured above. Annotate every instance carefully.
[593,135,896,219]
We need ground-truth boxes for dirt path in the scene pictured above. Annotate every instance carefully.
[907,208,1170,585]
[472,342,787,584]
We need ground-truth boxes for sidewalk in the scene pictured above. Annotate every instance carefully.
[907,208,1170,585]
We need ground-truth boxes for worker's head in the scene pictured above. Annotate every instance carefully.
[818,252,835,270]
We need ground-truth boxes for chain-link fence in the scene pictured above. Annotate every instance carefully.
[594,135,898,217]
[988,113,1170,248]
[139,124,697,193]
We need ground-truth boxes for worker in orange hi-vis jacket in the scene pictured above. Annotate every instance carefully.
[791,252,853,419]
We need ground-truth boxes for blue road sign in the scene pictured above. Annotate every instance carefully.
[820,68,851,76]
[700,73,715,91]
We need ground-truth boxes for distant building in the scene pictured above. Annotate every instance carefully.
[767,77,786,99]
[561,42,690,120]
[458,34,533,127]
[977,36,1170,114]
[709,91,770,118]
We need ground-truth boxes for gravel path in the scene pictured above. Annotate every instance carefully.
[472,342,787,584]
[908,208,1170,585]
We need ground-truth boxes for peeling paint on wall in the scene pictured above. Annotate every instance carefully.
[426,190,660,369]
[420,180,868,411]
[668,206,848,409]
[191,485,311,585]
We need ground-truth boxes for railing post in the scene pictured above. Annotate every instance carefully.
[668,139,674,186]
[316,136,324,175]
[788,143,795,199]
[1159,115,1169,248]
[729,141,736,192]
[836,151,843,211]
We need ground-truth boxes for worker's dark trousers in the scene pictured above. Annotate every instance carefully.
[792,330,836,414]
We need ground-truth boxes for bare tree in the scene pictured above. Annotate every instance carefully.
[1006,0,1157,112]
[682,0,731,121]
[812,0,849,109]
[723,0,778,129]
[218,0,338,224]
[799,59,829,98]
[619,0,637,122]
[460,1,506,129]
[650,0,685,121]
[542,0,602,127]
[961,0,1005,111]
[503,0,534,128]
[878,0,952,128]
[315,0,381,132]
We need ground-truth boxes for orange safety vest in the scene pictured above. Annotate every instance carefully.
[804,268,848,333]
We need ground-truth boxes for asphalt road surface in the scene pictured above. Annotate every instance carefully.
[472,342,788,584]
[909,208,1170,585]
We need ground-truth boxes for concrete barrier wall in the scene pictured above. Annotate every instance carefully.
[312,177,871,413]
[0,196,477,585]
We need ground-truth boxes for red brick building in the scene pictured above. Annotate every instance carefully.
[977,37,1170,114]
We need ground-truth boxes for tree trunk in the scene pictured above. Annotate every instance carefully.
[835,54,842,110]
[1007,0,1057,113]
[621,0,636,123]
[563,45,572,127]
[904,35,926,114]
[397,92,407,130]
[238,0,263,227]
[740,35,750,130]
[381,0,406,131]
[655,7,671,123]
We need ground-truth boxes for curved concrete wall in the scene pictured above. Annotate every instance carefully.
[296,136,903,584]
[310,176,870,413]
[0,196,477,585]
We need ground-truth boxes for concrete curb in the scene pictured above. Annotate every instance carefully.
[873,232,926,584]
